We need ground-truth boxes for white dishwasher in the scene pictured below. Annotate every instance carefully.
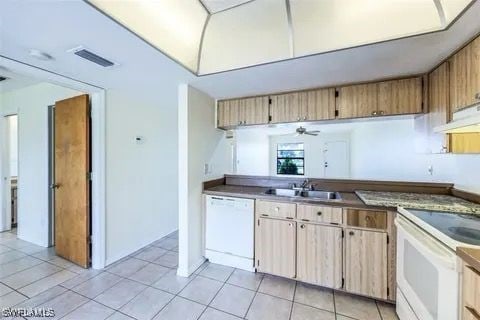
[205,195,254,271]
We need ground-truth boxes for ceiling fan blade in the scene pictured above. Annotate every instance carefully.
[305,132,318,136]
[308,130,321,134]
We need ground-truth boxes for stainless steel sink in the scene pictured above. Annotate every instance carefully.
[265,188,299,197]
[265,188,341,200]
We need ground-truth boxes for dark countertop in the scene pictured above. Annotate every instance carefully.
[203,185,392,210]
[457,247,480,272]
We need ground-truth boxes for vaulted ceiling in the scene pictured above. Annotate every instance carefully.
[88,0,474,75]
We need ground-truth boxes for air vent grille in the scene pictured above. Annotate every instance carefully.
[74,49,114,67]
[0,76,8,82]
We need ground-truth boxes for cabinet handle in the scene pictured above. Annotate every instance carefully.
[465,306,480,320]
[379,110,385,115]
[275,207,280,212]
[349,231,355,236]
[261,214,269,217]
[297,117,301,121]
[317,211,322,216]
[475,92,480,100]
[303,116,307,120]
[371,111,378,116]
[238,121,242,125]
[288,223,293,227]
[300,224,305,229]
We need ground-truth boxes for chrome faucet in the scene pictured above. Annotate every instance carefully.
[292,179,315,191]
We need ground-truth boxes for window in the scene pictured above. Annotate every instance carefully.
[277,143,304,175]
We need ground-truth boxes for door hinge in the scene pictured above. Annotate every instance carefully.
[342,230,344,238]
[87,235,92,244]
[335,90,339,98]
[257,219,260,226]
[257,259,260,267]
[342,278,345,288]
[87,172,92,180]
[387,287,390,296]
[268,98,272,105]
[335,110,339,117]
[387,235,389,244]
[268,115,272,122]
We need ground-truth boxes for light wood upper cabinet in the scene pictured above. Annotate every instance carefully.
[218,96,269,128]
[256,217,296,278]
[270,88,335,123]
[336,83,378,119]
[377,78,423,116]
[217,99,241,127]
[297,223,343,288]
[345,228,388,299]
[240,96,270,125]
[450,37,480,114]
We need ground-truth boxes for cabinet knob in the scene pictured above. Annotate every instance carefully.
[303,116,307,120]
[288,223,293,227]
[238,121,242,125]
[349,231,355,236]
[317,211,322,216]
[300,224,305,229]
[275,207,280,212]
[475,92,480,100]
[297,117,301,121]
[379,110,385,115]
[372,111,378,116]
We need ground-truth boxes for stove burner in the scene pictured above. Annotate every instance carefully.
[448,227,480,240]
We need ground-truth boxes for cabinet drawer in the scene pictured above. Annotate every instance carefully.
[255,200,296,219]
[345,209,387,230]
[463,264,480,317]
[297,204,342,224]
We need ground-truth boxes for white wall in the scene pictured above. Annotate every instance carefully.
[178,85,233,276]
[7,115,18,177]
[233,118,480,193]
[104,89,181,264]
[0,83,82,245]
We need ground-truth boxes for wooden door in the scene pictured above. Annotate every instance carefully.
[242,96,269,125]
[302,88,336,121]
[345,228,387,299]
[450,37,480,113]
[256,217,296,278]
[217,99,241,127]
[336,83,378,119]
[297,223,342,288]
[54,94,91,268]
[270,92,302,123]
[377,78,423,116]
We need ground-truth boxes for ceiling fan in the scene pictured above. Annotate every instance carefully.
[295,126,320,136]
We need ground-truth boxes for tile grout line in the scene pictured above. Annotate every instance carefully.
[288,281,297,320]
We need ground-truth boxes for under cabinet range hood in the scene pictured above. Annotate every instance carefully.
[435,104,480,133]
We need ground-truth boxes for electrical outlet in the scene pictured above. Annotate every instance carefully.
[428,165,433,176]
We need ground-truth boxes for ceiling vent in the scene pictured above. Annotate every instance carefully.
[0,76,8,82]
[68,46,116,67]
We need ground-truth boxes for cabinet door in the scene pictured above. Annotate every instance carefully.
[270,92,302,123]
[463,264,480,319]
[241,96,270,125]
[256,217,296,278]
[345,229,388,299]
[217,99,241,127]
[297,223,342,288]
[377,78,423,116]
[255,200,296,219]
[297,204,342,224]
[450,37,480,113]
[336,83,378,119]
[302,88,336,121]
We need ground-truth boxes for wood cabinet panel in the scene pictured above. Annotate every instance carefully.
[345,229,388,299]
[217,99,241,127]
[463,264,480,318]
[297,204,342,224]
[255,200,296,219]
[450,37,480,113]
[297,223,342,288]
[377,78,423,116]
[345,209,387,230]
[302,88,336,121]
[270,92,302,123]
[256,217,296,278]
[336,83,378,119]
[240,96,270,125]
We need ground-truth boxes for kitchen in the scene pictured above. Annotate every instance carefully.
[197,28,480,320]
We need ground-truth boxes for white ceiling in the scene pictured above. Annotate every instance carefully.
[0,69,40,94]
[88,0,473,75]
[0,0,479,101]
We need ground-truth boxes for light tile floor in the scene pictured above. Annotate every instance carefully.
[0,229,398,320]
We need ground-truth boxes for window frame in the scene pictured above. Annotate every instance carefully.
[276,142,305,176]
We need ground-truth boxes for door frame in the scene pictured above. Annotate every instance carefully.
[0,114,17,233]
[0,56,106,269]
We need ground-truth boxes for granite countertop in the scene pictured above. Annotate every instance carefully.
[457,247,480,272]
[356,190,480,214]
[203,185,388,209]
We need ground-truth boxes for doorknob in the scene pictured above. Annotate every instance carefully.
[50,183,60,189]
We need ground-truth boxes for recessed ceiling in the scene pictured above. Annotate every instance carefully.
[87,0,474,75]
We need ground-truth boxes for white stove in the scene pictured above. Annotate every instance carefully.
[395,207,480,320]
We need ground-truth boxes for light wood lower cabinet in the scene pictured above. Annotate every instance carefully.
[297,204,342,224]
[462,264,480,320]
[255,200,296,219]
[256,217,296,278]
[345,228,388,300]
[297,223,343,288]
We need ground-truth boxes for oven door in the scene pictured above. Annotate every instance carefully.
[395,215,459,320]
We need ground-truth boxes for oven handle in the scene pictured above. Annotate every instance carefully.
[395,216,456,270]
